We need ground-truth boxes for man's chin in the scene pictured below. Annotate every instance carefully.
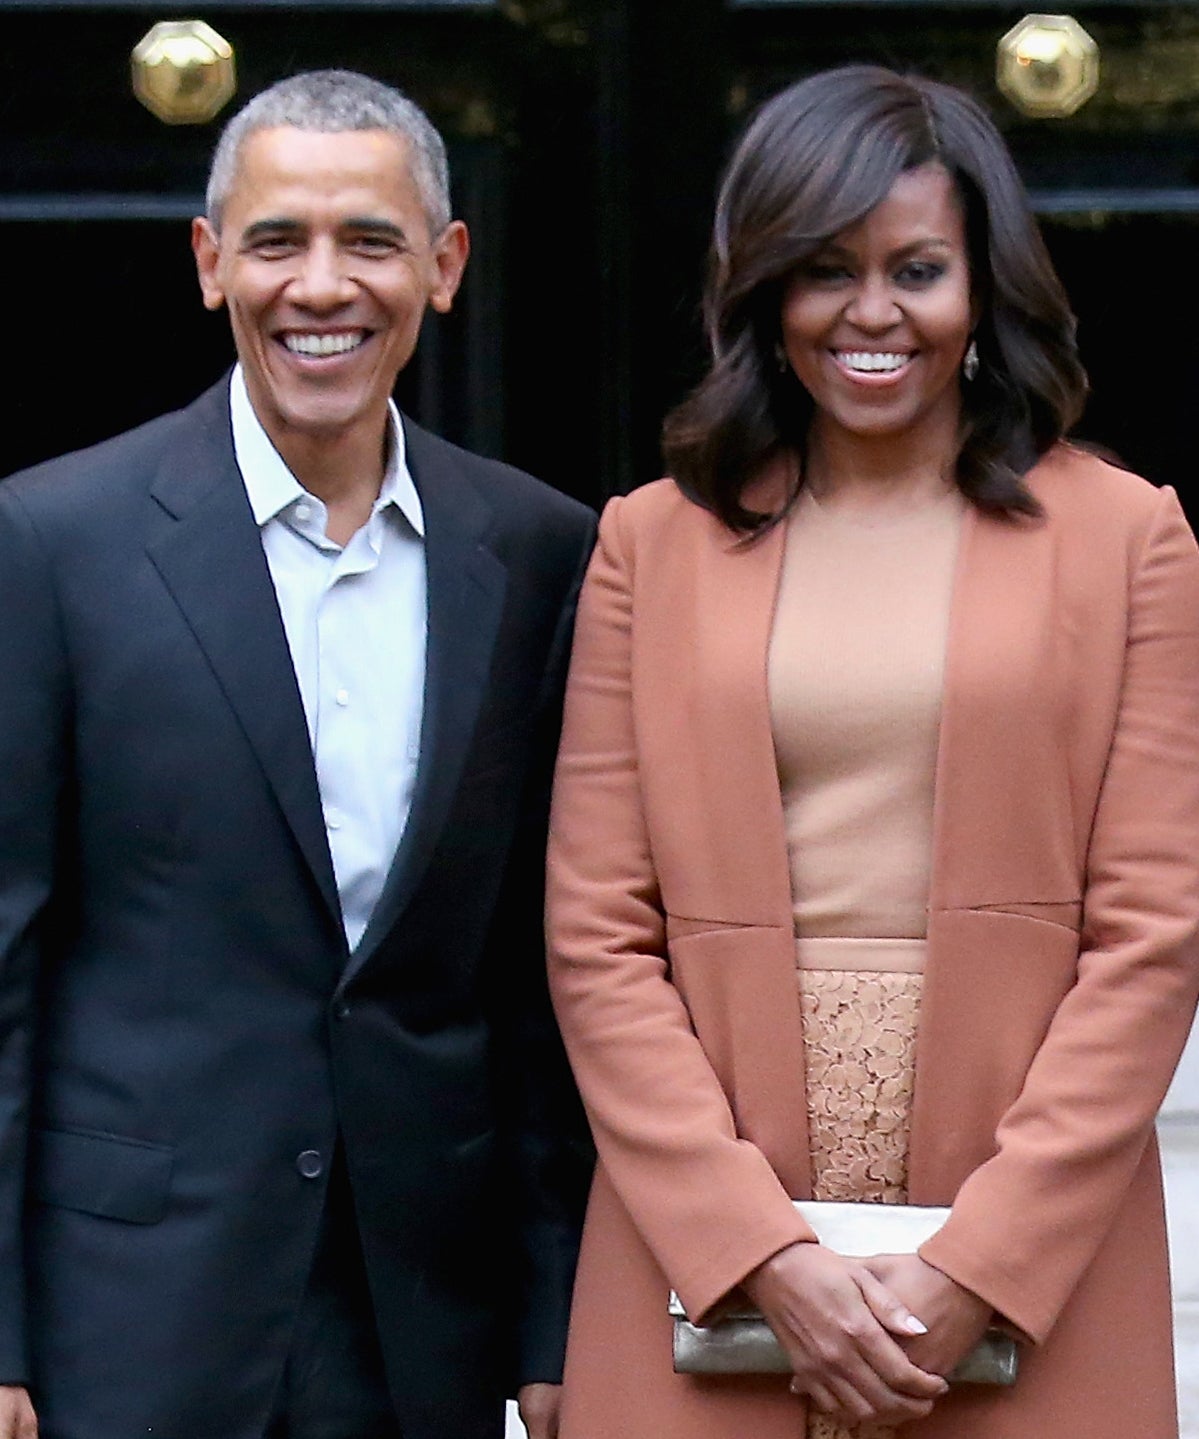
[261,393,389,449]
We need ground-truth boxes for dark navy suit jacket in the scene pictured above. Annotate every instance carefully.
[0,378,596,1439]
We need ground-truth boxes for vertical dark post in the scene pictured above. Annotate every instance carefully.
[627,0,729,492]
[460,139,509,459]
[593,0,634,501]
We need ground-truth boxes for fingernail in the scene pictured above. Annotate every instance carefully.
[903,1314,928,1335]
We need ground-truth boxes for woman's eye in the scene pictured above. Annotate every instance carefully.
[897,260,945,286]
[802,261,851,284]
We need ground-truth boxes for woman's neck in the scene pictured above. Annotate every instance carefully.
[804,417,960,518]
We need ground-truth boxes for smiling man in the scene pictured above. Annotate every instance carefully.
[0,71,594,1439]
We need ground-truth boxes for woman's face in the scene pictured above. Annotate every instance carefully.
[779,162,974,454]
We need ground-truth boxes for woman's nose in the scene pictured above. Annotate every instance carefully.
[844,274,900,331]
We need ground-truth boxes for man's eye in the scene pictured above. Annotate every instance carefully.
[349,236,400,256]
[249,238,299,259]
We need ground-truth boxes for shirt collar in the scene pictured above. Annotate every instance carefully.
[229,365,425,537]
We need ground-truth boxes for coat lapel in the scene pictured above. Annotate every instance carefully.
[688,496,797,926]
[909,484,1074,1197]
[345,422,507,982]
[686,471,813,1194]
[145,382,342,931]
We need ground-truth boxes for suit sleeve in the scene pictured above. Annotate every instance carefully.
[0,486,71,1385]
[920,485,1199,1343]
[546,496,814,1324]
[482,509,598,1389]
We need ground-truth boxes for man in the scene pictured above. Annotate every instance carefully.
[0,70,595,1439]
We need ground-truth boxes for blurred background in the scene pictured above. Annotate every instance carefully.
[2,0,1198,521]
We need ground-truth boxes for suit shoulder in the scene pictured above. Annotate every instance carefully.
[0,401,199,519]
[403,420,594,542]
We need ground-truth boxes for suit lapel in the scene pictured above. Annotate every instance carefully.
[345,422,507,981]
[145,382,342,931]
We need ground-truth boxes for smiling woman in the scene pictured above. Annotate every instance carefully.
[546,63,1199,1439]
[661,65,1085,532]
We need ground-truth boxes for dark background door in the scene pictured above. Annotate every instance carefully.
[1,0,1195,522]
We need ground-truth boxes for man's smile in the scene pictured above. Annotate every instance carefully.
[279,329,370,358]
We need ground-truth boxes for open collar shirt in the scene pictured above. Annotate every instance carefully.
[230,366,427,952]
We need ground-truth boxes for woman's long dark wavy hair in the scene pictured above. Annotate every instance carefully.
[662,65,1089,533]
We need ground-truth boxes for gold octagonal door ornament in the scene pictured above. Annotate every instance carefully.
[997,14,1099,119]
[132,20,236,125]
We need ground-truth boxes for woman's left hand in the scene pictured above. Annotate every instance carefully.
[860,1254,993,1378]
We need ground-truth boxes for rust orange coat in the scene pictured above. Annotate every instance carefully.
[546,447,1199,1439]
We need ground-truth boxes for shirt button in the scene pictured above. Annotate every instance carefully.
[325,809,342,831]
[296,1150,323,1180]
[335,688,350,707]
[333,1001,351,1021]
[294,502,312,522]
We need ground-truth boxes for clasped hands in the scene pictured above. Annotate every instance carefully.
[742,1243,993,1428]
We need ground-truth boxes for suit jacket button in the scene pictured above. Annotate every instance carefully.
[296,1150,324,1180]
[333,1001,351,1021]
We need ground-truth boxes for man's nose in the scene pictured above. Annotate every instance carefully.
[845,274,900,331]
[289,240,356,308]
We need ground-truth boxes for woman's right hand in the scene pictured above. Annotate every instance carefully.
[742,1242,949,1426]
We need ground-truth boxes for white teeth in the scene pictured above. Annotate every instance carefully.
[284,332,365,357]
[837,351,910,373]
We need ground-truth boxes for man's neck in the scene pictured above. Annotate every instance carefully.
[272,422,390,547]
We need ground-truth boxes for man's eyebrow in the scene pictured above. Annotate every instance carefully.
[241,218,304,242]
[238,216,413,245]
[340,217,410,242]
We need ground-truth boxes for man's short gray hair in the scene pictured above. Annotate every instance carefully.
[205,69,451,234]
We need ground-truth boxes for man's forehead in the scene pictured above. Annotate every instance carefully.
[223,126,419,220]
[232,126,413,188]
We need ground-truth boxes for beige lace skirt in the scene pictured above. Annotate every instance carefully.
[796,937,924,1439]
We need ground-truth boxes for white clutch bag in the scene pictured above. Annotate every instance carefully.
[669,1201,1019,1386]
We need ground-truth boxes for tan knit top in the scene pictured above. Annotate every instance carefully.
[768,485,964,961]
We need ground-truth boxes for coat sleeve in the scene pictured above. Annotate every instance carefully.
[546,495,813,1323]
[0,485,72,1385]
[920,484,1199,1343]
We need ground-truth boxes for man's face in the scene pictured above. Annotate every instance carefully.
[192,125,468,458]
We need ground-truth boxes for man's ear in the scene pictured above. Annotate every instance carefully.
[192,217,227,313]
[428,221,470,316]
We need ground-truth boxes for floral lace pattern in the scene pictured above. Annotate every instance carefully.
[798,967,923,1439]
[808,1416,897,1439]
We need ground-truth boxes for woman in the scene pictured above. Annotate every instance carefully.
[546,65,1199,1439]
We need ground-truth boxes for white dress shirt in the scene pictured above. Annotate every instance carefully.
[230,367,427,952]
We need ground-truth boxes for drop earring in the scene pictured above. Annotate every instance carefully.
[773,342,788,373]
[962,339,979,382]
